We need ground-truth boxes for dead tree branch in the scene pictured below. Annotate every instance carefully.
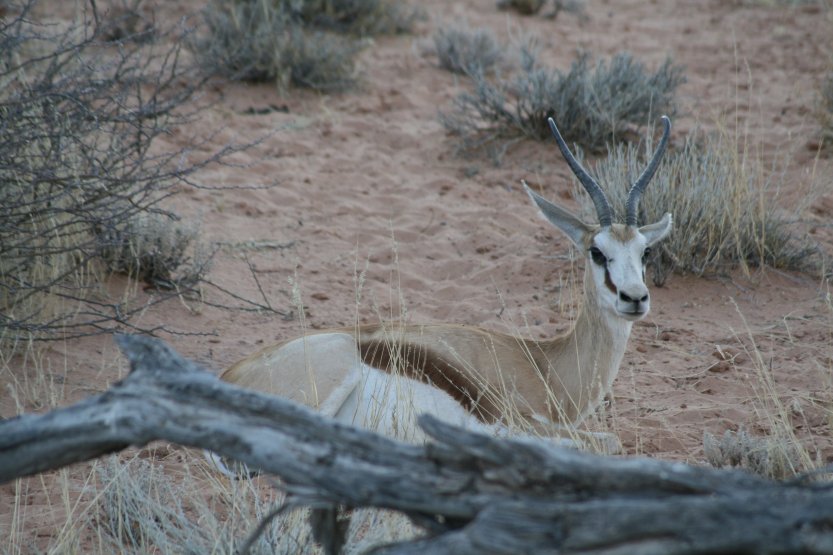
[2,335,833,554]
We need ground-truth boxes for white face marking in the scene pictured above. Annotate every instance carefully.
[588,227,652,321]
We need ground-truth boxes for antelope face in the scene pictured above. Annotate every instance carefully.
[587,220,671,321]
[524,114,673,322]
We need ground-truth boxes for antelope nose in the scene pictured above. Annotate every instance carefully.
[619,290,649,304]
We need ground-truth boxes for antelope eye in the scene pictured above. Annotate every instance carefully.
[589,246,607,266]
[642,247,652,263]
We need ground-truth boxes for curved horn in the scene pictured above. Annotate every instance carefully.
[626,116,671,227]
[547,117,612,227]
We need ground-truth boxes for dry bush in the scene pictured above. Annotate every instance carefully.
[194,0,360,91]
[549,0,587,18]
[277,0,420,35]
[497,0,586,18]
[432,23,503,75]
[441,45,685,159]
[571,126,820,284]
[704,429,804,480]
[497,0,547,15]
[195,0,419,91]
[96,0,156,43]
[95,211,208,289]
[0,1,234,347]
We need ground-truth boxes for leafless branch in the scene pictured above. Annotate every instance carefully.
[2,335,833,554]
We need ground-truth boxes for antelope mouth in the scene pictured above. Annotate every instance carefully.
[618,309,647,321]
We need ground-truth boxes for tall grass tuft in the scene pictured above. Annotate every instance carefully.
[817,70,833,148]
[441,46,685,158]
[572,125,820,284]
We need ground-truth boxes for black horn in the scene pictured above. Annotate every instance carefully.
[626,116,671,227]
[547,117,613,227]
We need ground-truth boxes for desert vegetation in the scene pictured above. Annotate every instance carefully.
[193,0,420,91]
[0,1,227,351]
[565,125,822,285]
[440,44,685,158]
[431,23,503,75]
[817,70,833,148]
[1,0,832,553]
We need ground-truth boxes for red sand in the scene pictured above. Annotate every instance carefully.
[3,0,833,548]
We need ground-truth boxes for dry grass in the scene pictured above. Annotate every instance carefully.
[5,451,310,554]
[4,230,830,553]
[0,337,421,553]
[569,122,822,285]
[817,70,833,148]
[4,1,831,553]
[702,294,833,480]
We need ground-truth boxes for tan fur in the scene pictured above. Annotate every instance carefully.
[221,184,672,442]
[211,118,674,471]
[608,224,637,243]
[222,252,630,429]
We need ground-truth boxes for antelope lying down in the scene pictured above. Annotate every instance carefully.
[212,117,672,471]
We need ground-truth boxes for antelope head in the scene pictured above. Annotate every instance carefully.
[525,116,673,321]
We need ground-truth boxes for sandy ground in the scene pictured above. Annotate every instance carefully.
[3,0,833,549]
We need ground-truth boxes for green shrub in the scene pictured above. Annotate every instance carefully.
[441,46,685,157]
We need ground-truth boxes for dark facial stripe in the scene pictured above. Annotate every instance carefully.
[603,267,618,295]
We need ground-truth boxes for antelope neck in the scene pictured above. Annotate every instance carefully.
[537,267,634,422]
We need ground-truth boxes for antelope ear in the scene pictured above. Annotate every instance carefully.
[640,213,673,246]
[524,182,593,249]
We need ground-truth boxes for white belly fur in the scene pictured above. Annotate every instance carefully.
[206,333,493,476]
[329,362,490,443]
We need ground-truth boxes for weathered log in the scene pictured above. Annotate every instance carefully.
[1,335,832,554]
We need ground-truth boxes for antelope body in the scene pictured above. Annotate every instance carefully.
[220,117,674,452]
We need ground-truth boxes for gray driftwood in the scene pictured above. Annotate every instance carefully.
[2,335,833,554]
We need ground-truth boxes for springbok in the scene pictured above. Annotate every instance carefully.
[218,116,673,457]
